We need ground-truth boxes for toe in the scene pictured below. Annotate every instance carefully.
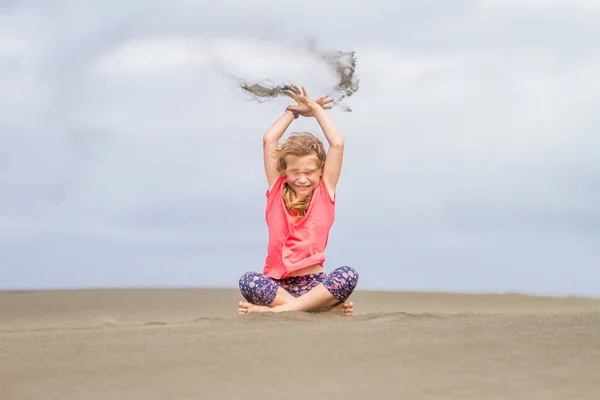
[238,301,251,314]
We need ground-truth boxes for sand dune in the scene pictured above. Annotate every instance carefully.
[2,289,600,399]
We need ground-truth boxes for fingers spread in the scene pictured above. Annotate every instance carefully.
[289,83,301,94]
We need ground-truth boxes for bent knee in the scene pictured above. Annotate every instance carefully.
[333,265,359,285]
[239,271,261,287]
[238,271,278,306]
[341,265,359,281]
[324,265,359,302]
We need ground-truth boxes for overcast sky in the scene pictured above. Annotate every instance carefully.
[1,0,599,296]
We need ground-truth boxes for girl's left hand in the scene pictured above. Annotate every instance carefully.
[284,84,332,117]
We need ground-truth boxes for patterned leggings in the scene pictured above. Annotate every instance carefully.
[239,265,359,306]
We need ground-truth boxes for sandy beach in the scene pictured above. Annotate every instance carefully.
[1,288,599,399]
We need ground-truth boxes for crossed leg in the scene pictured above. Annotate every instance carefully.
[238,285,354,316]
[237,266,358,316]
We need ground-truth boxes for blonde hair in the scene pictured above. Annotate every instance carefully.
[276,132,326,218]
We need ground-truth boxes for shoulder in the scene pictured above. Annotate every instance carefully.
[266,175,286,197]
[318,179,336,204]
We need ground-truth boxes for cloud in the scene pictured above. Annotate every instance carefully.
[1,0,599,295]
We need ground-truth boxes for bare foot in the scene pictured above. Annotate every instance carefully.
[329,301,353,316]
[238,301,274,314]
[238,300,354,316]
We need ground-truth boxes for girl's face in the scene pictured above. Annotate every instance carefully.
[284,154,322,197]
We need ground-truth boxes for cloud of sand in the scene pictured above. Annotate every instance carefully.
[233,43,359,112]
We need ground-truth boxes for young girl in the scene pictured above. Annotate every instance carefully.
[238,84,359,316]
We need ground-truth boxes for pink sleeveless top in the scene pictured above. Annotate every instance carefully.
[263,176,336,279]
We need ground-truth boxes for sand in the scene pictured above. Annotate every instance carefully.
[1,288,599,399]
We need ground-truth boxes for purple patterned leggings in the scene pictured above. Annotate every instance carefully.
[239,265,359,306]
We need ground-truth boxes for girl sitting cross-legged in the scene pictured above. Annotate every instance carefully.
[238,83,359,316]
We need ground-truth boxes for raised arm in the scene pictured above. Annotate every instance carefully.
[285,84,344,198]
[313,108,344,196]
[264,87,334,190]
[263,111,295,189]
